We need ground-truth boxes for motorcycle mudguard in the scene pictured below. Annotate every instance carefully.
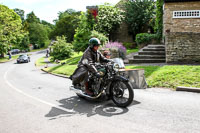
[112,75,129,82]
[106,75,129,96]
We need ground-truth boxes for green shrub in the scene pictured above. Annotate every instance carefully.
[51,36,73,60]
[73,30,108,52]
[155,0,164,39]
[135,33,160,48]
[123,42,137,49]
[90,30,108,45]
[73,12,94,52]
[124,0,156,39]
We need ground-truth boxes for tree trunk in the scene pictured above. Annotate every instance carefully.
[0,52,4,58]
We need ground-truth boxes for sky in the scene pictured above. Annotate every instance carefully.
[0,0,121,24]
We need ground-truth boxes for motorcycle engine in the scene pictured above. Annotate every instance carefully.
[89,76,102,95]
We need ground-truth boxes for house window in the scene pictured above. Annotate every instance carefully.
[173,10,200,18]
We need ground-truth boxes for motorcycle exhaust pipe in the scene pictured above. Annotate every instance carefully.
[69,86,102,99]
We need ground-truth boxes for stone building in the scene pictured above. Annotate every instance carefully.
[164,0,200,63]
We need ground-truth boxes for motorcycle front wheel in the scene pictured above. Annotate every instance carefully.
[110,81,134,108]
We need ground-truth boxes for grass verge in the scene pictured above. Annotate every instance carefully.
[44,65,200,89]
[0,55,19,63]
[39,50,200,89]
[126,65,200,89]
[44,64,77,76]
[127,48,139,55]
[35,56,46,66]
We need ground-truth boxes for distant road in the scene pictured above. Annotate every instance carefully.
[0,51,200,133]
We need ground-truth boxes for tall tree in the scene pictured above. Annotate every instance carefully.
[41,20,55,29]
[50,9,81,42]
[26,11,40,23]
[14,8,25,22]
[0,4,24,57]
[28,23,49,48]
[72,12,92,52]
[125,0,156,39]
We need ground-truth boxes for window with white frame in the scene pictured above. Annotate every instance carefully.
[173,10,200,18]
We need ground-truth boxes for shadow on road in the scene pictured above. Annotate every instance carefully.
[45,96,140,120]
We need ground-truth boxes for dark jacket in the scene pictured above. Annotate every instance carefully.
[71,47,110,84]
[78,47,110,73]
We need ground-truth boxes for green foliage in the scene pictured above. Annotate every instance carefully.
[95,3,125,36]
[126,48,139,54]
[51,36,73,60]
[28,23,49,48]
[73,12,108,52]
[25,11,40,23]
[0,4,24,57]
[18,33,30,51]
[14,8,25,22]
[73,29,108,52]
[24,11,53,49]
[41,20,55,30]
[72,12,91,52]
[136,33,159,46]
[123,42,137,49]
[90,30,108,45]
[125,0,156,39]
[50,9,81,42]
[155,0,164,39]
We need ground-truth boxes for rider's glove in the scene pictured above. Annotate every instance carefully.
[108,59,114,64]
[95,72,102,78]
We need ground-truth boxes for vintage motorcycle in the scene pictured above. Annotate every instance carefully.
[70,58,134,107]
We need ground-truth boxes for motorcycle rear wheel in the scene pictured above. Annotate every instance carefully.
[110,81,134,108]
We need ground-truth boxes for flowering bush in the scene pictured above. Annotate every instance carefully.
[104,41,126,59]
[51,36,73,60]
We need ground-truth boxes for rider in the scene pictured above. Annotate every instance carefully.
[71,37,111,95]
[103,50,111,59]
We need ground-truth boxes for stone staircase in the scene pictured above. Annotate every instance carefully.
[128,44,166,63]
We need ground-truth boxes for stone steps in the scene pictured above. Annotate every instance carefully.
[138,51,166,55]
[133,55,166,59]
[128,44,166,63]
[148,45,165,48]
[129,59,166,63]
[143,48,165,51]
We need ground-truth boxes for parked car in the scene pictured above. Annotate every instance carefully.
[11,49,20,54]
[17,54,30,63]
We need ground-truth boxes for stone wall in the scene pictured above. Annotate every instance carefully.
[111,0,134,44]
[165,32,200,63]
[110,22,133,43]
[163,1,200,35]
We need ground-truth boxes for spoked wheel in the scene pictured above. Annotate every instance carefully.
[110,81,134,108]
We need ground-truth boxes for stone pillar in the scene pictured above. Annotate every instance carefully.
[119,69,147,89]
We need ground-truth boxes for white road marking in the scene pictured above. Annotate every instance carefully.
[4,66,75,114]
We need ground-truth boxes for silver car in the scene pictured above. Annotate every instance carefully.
[17,54,30,63]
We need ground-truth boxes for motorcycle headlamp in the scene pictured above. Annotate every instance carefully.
[113,63,120,72]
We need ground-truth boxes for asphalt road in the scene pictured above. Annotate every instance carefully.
[0,51,200,133]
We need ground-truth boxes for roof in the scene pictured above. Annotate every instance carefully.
[165,0,200,2]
